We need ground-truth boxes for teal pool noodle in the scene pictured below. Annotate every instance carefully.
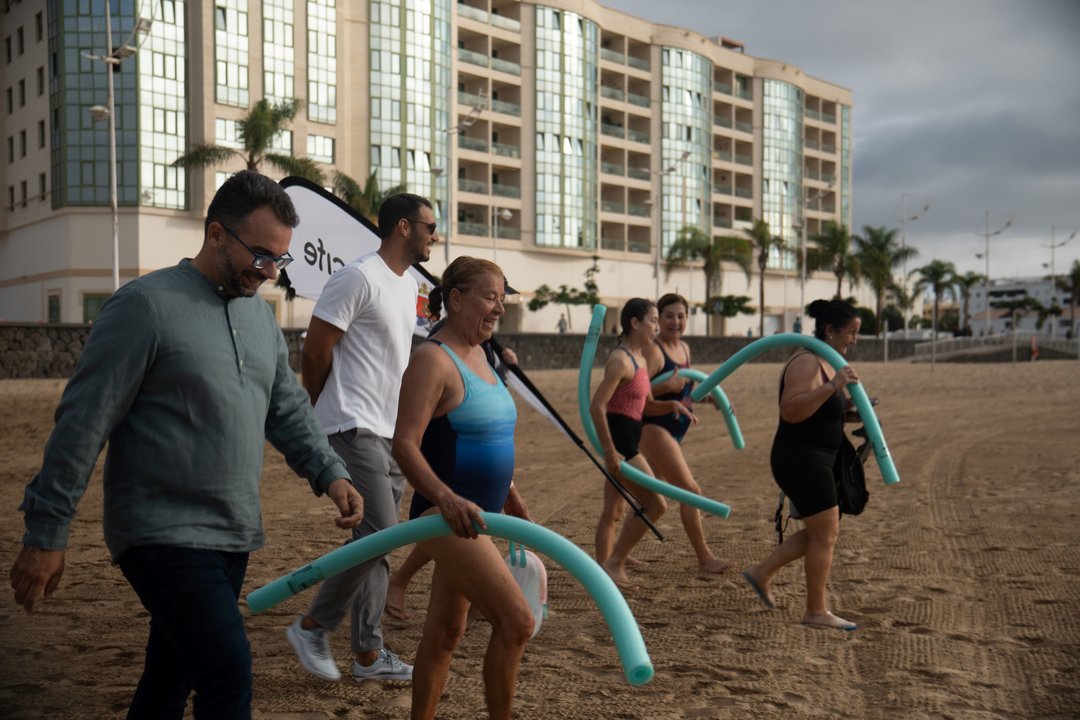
[246,513,654,686]
[651,368,745,450]
[578,305,732,519]
[688,333,899,485]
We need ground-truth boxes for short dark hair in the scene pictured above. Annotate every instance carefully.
[618,298,656,339]
[204,171,298,237]
[656,293,689,315]
[378,193,433,240]
[808,298,860,340]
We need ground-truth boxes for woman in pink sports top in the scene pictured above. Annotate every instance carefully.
[589,298,695,589]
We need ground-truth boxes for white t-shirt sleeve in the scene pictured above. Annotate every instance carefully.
[313,266,371,332]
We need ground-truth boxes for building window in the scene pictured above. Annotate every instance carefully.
[214,1,250,107]
[215,118,243,148]
[47,293,61,324]
[6,136,11,163]
[7,185,13,210]
[37,119,45,148]
[4,37,10,64]
[307,134,334,163]
[138,2,187,210]
[20,180,27,207]
[5,87,10,114]
[39,172,46,199]
[307,0,337,124]
[18,79,25,107]
[36,13,44,43]
[17,27,24,55]
[19,129,26,157]
[83,294,111,324]
[37,66,44,96]
[263,0,295,104]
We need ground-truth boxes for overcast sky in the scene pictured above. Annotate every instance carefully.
[602,0,1080,281]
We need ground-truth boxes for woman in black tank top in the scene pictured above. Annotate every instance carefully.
[741,299,864,631]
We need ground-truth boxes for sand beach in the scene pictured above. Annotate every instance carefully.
[1,360,1078,719]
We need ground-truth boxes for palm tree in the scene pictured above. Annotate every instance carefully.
[806,220,859,300]
[743,218,784,337]
[953,270,986,335]
[332,170,407,225]
[852,225,920,337]
[911,259,957,340]
[710,294,755,336]
[1055,259,1080,339]
[171,98,324,183]
[664,225,752,334]
[887,282,918,334]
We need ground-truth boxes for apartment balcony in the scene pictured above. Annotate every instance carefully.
[734,187,752,199]
[601,85,625,102]
[457,3,521,33]
[600,47,625,64]
[491,57,521,76]
[714,116,732,129]
[458,135,489,152]
[805,138,820,150]
[822,142,836,153]
[491,182,521,199]
[805,108,821,121]
[628,237,651,253]
[822,112,836,124]
[459,221,488,236]
[627,166,650,180]
[458,47,489,68]
[737,88,753,101]
[601,123,625,139]
[713,216,733,228]
[627,202,650,217]
[627,91,650,108]
[457,3,488,23]
[458,178,489,194]
[492,141,520,158]
[735,121,752,133]
[458,90,487,108]
[627,55,650,71]
[601,200,625,214]
[627,128,649,144]
[714,183,732,196]
[490,14,521,32]
[602,235,626,251]
[490,98,521,116]
[735,153,752,165]
[601,161,625,176]
[713,149,733,162]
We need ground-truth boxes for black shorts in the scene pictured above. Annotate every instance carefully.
[770,442,838,517]
[606,413,642,461]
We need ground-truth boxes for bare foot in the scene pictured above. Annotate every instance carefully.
[384,583,408,621]
[741,568,776,609]
[698,556,732,574]
[601,558,632,591]
[802,611,857,631]
[625,555,645,569]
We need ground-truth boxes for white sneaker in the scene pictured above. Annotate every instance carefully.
[351,649,413,682]
[286,615,341,681]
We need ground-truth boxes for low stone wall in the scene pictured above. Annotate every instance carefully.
[0,323,918,379]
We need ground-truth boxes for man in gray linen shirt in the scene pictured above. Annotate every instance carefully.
[9,171,364,720]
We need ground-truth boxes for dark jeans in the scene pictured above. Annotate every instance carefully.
[118,545,252,720]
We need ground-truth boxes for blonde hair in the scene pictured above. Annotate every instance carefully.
[428,256,504,318]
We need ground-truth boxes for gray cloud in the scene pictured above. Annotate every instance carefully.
[603,0,1080,279]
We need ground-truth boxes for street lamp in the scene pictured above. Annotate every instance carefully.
[1042,225,1077,338]
[438,90,487,264]
[975,210,1013,337]
[898,194,930,337]
[83,3,152,292]
[794,181,835,333]
[491,206,512,263]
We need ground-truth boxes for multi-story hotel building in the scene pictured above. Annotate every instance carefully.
[1,0,857,334]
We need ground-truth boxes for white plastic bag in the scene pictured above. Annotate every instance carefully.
[505,541,548,639]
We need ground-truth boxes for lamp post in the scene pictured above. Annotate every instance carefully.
[438,91,487,265]
[491,206,512,264]
[1042,226,1076,338]
[975,211,1013,337]
[83,3,152,293]
[795,181,835,334]
[897,194,930,337]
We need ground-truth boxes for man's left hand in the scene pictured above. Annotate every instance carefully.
[327,478,364,529]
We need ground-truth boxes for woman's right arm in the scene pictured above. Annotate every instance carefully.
[392,346,485,538]
[589,353,629,476]
[778,353,857,424]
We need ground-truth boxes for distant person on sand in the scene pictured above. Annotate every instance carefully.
[10,171,364,717]
[391,256,534,720]
[742,298,862,631]
[590,298,695,588]
[641,293,730,574]
[557,313,568,334]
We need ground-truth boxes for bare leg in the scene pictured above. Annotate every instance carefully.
[602,454,667,588]
[595,481,627,564]
[386,545,431,621]
[640,426,729,573]
[799,507,854,629]
[412,535,533,720]
[743,528,810,609]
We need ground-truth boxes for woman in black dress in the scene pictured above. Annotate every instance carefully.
[741,299,861,630]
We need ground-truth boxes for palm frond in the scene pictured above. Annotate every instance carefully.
[170,144,240,168]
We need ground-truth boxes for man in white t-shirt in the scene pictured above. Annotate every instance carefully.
[285,194,438,683]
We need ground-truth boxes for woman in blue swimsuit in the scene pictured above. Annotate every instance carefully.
[392,257,533,720]
[640,294,730,574]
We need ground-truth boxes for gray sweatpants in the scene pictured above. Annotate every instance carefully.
[306,428,406,654]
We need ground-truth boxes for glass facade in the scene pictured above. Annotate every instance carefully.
[307,133,334,163]
[761,78,803,269]
[660,47,711,253]
[48,0,139,207]
[215,0,249,107]
[263,0,294,104]
[139,0,185,209]
[307,0,336,124]
[840,104,851,227]
[534,5,598,250]
[368,0,450,217]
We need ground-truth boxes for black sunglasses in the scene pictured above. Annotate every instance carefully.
[219,223,293,270]
[408,218,438,234]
